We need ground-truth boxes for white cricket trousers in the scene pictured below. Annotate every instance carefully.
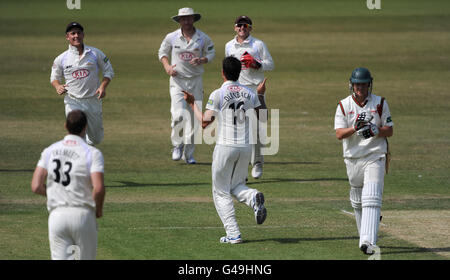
[345,153,385,247]
[64,95,104,145]
[48,207,97,260]
[169,75,203,159]
[212,145,259,237]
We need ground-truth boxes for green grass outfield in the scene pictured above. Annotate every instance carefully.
[0,0,449,260]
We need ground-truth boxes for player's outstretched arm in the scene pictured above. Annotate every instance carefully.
[31,167,47,196]
[182,90,215,129]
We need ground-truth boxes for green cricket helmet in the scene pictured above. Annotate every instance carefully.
[349,67,373,94]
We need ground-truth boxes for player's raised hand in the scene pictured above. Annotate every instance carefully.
[182,90,195,106]
[257,78,267,95]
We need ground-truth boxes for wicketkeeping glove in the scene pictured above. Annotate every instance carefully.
[353,111,373,131]
[241,52,260,69]
[357,123,379,139]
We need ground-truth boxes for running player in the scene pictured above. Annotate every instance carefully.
[50,22,114,145]
[158,7,215,164]
[225,15,274,179]
[183,57,267,244]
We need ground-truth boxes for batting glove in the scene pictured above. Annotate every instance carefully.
[353,111,374,131]
[357,123,379,139]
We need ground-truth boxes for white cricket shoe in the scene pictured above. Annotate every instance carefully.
[360,241,378,255]
[251,163,263,179]
[253,192,267,225]
[172,145,183,161]
[220,235,242,244]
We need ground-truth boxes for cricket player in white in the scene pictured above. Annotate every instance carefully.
[183,57,267,244]
[31,110,105,260]
[158,8,215,164]
[334,67,393,255]
[51,22,114,146]
[225,15,274,179]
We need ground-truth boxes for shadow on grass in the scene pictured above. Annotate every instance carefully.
[0,169,34,172]
[107,177,348,188]
[189,161,321,166]
[247,177,348,185]
[246,236,359,244]
[380,246,450,256]
[107,181,210,188]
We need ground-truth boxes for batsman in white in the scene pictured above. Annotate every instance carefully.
[31,110,105,260]
[225,15,274,179]
[50,22,114,146]
[158,7,215,164]
[183,57,267,244]
[334,67,394,255]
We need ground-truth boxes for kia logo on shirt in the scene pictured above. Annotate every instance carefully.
[179,52,195,61]
[72,69,90,79]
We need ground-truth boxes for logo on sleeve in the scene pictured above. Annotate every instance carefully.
[387,116,392,123]
[207,99,213,105]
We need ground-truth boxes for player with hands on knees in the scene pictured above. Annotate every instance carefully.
[334,67,394,255]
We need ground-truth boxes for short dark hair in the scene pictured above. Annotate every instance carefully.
[222,57,241,81]
[66,110,87,135]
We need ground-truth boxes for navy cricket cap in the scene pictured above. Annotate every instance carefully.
[66,22,84,33]
[235,15,252,26]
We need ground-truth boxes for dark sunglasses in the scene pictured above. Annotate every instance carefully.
[235,23,251,28]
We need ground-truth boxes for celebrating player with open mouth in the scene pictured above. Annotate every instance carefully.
[50,22,114,146]
[225,15,274,179]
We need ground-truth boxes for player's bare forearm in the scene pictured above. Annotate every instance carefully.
[91,172,105,218]
[51,80,67,95]
[378,126,393,138]
[31,167,47,196]
[336,127,356,140]
[96,78,110,99]
[161,56,177,76]
[100,77,111,89]
[182,90,214,128]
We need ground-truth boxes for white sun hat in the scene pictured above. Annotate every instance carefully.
[172,7,201,23]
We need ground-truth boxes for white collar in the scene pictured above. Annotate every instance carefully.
[64,134,86,143]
